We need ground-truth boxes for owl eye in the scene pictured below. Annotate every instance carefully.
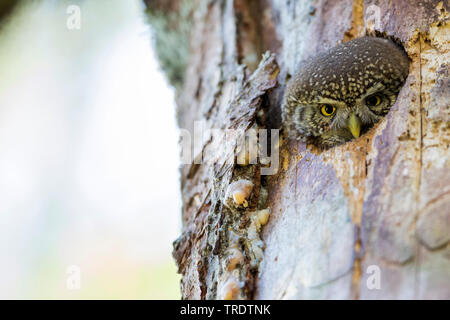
[320,104,336,117]
[365,94,382,107]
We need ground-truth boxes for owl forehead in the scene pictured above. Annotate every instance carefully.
[288,37,409,105]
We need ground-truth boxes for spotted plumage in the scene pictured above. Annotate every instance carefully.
[283,36,410,148]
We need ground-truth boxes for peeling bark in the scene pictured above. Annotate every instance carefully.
[146,0,450,299]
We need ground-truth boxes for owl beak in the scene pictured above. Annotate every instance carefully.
[348,113,361,138]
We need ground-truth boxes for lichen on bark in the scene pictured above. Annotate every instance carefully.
[144,0,193,89]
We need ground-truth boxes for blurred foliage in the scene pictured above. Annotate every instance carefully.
[0,0,181,299]
[28,257,180,299]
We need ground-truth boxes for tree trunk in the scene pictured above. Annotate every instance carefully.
[146,0,449,299]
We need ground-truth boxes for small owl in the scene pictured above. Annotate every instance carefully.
[282,36,409,148]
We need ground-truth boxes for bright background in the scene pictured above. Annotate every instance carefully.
[0,0,181,299]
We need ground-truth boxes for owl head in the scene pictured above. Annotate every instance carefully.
[283,36,410,148]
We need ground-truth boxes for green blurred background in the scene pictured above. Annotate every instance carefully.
[0,0,181,299]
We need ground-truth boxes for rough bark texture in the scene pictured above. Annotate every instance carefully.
[146,0,449,299]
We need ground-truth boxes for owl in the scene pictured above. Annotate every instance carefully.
[282,36,410,148]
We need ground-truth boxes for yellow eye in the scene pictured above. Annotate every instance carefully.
[320,104,336,117]
[365,94,382,107]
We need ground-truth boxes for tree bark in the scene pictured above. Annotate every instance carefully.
[146,0,450,299]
